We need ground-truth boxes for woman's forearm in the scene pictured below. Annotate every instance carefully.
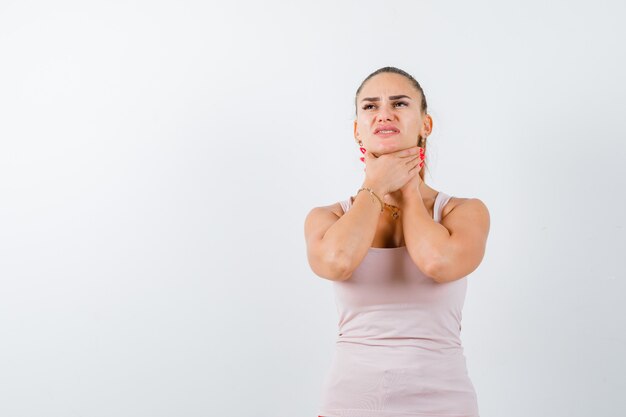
[402,190,450,277]
[321,181,385,279]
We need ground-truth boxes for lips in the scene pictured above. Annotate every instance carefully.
[374,125,400,134]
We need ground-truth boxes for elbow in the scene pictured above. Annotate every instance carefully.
[408,248,444,283]
[423,261,445,283]
[308,250,352,282]
[425,248,452,283]
[324,251,352,281]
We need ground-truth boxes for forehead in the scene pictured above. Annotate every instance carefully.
[358,72,414,97]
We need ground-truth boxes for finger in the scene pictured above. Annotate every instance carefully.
[399,146,420,158]
[409,159,423,172]
[405,155,420,166]
[413,156,424,167]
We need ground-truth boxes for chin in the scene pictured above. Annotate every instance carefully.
[373,141,408,154]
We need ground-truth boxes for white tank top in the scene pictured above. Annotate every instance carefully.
[318,191,480,417]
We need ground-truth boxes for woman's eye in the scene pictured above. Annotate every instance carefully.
[362,102,407,111]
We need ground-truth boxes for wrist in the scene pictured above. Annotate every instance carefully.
[356,185,385,213]
[402,187,422,205]
[361,180,387,199]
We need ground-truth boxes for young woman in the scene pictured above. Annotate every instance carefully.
[304,66,490,417]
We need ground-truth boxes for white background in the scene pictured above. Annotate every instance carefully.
[1,1,625,416]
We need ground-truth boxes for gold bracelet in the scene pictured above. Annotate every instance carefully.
[356,187,384,212]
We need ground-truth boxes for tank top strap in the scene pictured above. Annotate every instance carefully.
[433,191,453,223]
[339,197,352,214]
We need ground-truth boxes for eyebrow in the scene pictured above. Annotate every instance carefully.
[361,94,412,102]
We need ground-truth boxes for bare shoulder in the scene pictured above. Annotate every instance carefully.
[306,201,344,217]
[304,201,345,248]
[441,197,489,219]
[304,201,345,230]
[441,196,490,226]
[328,201,346,218]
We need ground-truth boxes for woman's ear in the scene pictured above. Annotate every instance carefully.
[423,114,433,136]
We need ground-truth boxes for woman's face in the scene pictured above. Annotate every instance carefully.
[354,72,432,155]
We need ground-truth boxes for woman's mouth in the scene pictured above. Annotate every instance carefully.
[375,130,400,138]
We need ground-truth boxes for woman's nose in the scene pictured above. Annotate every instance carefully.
[376,105,394,121]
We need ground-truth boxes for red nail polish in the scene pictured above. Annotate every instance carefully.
[360,147,366,154]
[360,157,365,162]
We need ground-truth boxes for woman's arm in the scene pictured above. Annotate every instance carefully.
[402,190,490,283]
[304,180,385,281]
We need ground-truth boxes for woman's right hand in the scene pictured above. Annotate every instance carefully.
[362,146,424,195]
